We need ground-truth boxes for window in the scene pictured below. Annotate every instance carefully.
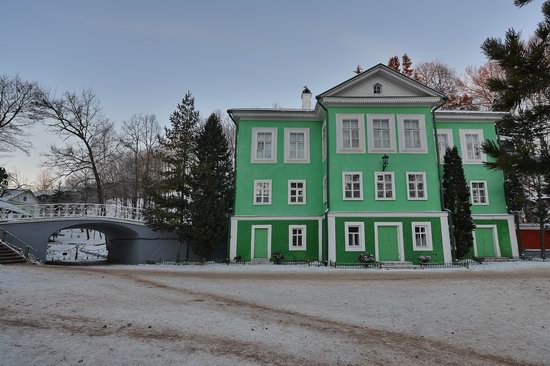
[375,172,395,200]
[288,180,306,205]
[322,120,327,161]
[367,114,396,153]
[252,128,277,163]
[253,180,272,205]
[470,181,489,205]
[288,225,306,251]
[342,172,363,200]
[407,172,427,200]
[345,222,365,251]
[285,128,309,163]
[459,129,485,164]
[397,115,427,153]
[436,129,453,161]
[412,222,433,251]
[373,83,382,95]
[336,114,365,153]
[323,175,327,204]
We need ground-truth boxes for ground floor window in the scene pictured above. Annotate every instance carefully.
[412,222,433,251]
[345,222,365,251]
[470,181,488,205]
[288,225,306,251]
[254,180,272,205]
[375,172,395,200]
[288,180,306,204]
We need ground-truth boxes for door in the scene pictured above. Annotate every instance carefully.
[377,225,400,261]
[475,227,496,257]
[253,228,269,259]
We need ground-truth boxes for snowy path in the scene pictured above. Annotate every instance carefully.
[1,263,549,365]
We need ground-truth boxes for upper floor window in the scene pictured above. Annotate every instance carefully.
[289,225,306,251]
[284,128,309,163]
[407,172,427,200]
[470,180,489,205]
[436,129,453,162]
[252,128,277,163]
[373,83,382,95]
[375,172,395,200]
[253,180,272,205]
[288,180,306,205]
[412,222,433,251]
[460,129,485,164]
[367,114,396,153]
[342,172,363,200]
[336,114,365,153]
[398,115,427,153]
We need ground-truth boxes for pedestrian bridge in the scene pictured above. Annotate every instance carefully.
[0,203,181,264]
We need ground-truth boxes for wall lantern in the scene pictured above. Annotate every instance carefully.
[382,154,389,171]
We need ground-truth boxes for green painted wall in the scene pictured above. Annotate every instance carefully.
[326,106,443,212]
[471,219,513,257]
[334,216,445,263]
[236,220,319,261]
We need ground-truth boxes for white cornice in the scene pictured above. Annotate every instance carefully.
[321,96,442,106]
[435,111,508,121]
[228,107,324,123]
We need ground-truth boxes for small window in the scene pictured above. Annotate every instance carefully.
[397,115,427,153]
[288,180,306,205]
[285,128,309,163]
[345,222,365,251]
[407,172,427,200]
[336,114,365,153]
[470,181,489,205]
[323,175,327,204]
[460,129,485,164]
[436,129,453,161]
[367,114,396,153]
[252,128,277,163]
[288,225,307,251]
[412,222,433,251]
[342,172,363,200]
[373,83,382,94]
[253,180,272,205]
[375,172,395,200]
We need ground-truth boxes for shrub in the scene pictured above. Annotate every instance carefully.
[358,252,376,263]
[272,252,284,264]
[234,255,242,261]
[418,255,432,264]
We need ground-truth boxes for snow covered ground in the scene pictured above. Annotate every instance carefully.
[46,229,107,262]
[1,262,549,365]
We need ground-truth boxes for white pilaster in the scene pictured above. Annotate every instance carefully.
[440,215,452,263]
[318,217,323,261]
[328,215,336,263]
[507,215,519,257]
[229,217,238,260]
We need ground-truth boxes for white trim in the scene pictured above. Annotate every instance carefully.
[253,179,272,205]
[473,224,501,257]
[367,114,397,153]
[507,216,519,257]
[436,129,454,162]
[406,172,428,201]
[287,179,306,205]
[288,225,307,251]
[250,225,272,259]
[322,175,327,204]
[342,171,363,200]
[440,216,453,263]
[327,211,448,218]
[411,222,433,251]
[470,180,489,206]
[322,120,327,161]
[229,218,238,260]
[233,215,324,220]
[322,96,442,106]
[397,114,428,153]
[459,129,486,164]
[374,222,404,262]
[374,172,396,201]
[318,218,323,261]
[251,128,277,163]
[284,128,310,163]
[335,114,366,153]
[471,214,513,220]
[344,222,365,252]
[328,215,336,262]
[435,110,508,121]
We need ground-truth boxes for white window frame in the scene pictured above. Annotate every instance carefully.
[251,127,277,163]
[406,172,428,201]
[342,172,363,200]
[336,114,366,153]
[459,129,486,164]
[436,129,454,162]
[367,114,397,153]
[397,114,428,153]
[373,83,382,95]
[323,175,327,204]
[288,225,307,251]
[251,225,272,259]
[374,172,395,201]
[288,180,306,205]
[322,120,327,161]
[411,222,433,251]
[470,180,489,205]
[284,128,309,163]
[253,179,272,205]
[345,222,365,252]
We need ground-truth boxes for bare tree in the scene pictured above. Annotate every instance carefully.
[457,61,504,110]
[35,170,55,191]
[0,75,42,155]
[37,89,118,204]
[414,60,459,96]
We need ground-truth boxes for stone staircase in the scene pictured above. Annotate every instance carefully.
[0,240,27,264]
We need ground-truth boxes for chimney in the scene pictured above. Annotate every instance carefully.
[301,86,312,110]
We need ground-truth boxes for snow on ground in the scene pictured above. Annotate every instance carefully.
[1,262,549,365]
[46,229,107,262]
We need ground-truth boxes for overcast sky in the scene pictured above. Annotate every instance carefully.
[1,0,542,184]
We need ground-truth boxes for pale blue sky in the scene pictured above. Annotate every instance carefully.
[1,0,542,182]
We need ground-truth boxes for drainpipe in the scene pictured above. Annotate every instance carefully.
[316,97,330,264]
[227,110,239,261]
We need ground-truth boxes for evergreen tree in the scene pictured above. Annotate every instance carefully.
[0,167,8,197]
[442,147,476,258]
[144,91,199,261]
[401,54,414,77]
[388,56,400,72]
[190,113,234,259]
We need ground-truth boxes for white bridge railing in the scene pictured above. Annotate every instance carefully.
[0,203,144,223]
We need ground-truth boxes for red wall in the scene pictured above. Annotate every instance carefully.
[520,228,550,250]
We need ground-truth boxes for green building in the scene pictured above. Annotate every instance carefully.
[227,64,518,264]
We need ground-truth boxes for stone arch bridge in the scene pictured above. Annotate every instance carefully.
[0,204,182,264]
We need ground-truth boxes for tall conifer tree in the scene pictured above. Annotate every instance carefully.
[442,147,476,258]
